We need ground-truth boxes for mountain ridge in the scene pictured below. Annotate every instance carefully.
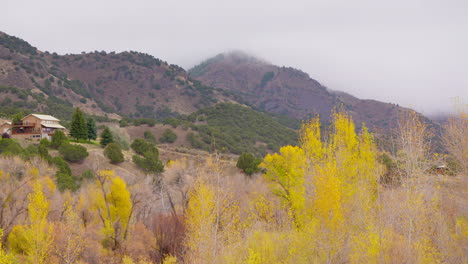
[0,31,425,136]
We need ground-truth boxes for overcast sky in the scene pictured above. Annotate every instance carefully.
[2,0,467,115]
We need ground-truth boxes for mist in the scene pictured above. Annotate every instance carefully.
[2,0,467,115]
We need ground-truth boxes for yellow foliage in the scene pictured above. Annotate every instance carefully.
[184,180,216,262]
[162,255,177,264]
[261,146,306,228]
[0,228,17,264]
[7,225,27,254]
[122,255,135,264]
[91,170,133,251]
[7,181,54,264]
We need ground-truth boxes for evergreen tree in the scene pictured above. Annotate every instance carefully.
[236,152,262,176]
[100,127,114,147]
[87,117,97,141]
[70,108,87,140]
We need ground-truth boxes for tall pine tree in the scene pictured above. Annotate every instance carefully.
[87,117,97,142]
[70,108,87,140]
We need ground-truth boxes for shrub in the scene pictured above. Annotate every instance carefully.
[52,156,72,175]
[236,152,262,176]
[160,129,177,143]
[132,151,164,174]
[131,139,156,155]
[108,126,130,150]
[0,139,23,156]
[80,169,95,180]
[39,138,50,147]
[58,143,89,163]
[1,132,10,139]
[104,143,124,164]
[144,130,157,144]
[100,127,114,147]
[52,156,77,191]
[56,172,77,191]
[119,119,129,127]
[51,130,68,149]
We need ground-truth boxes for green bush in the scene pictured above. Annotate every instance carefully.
[80,170,95,181]
[159,129,177,143]
[51,130,68,149]
[119,119,129,127]
[100,127,114,147]
[52,156,77,191]
[39,138,51,147]
[144,130,157,144]
[236,152,262,176]
[131,139,156,155]
[56,172,77,191]
[0,139,23,156]
[58,143,89,163]
[132,151,164,174]
[104,143,124,164]
[52,156,72,175]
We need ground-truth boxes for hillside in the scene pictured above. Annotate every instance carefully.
[186,103,298,155]
[0,31,234,120]
[189,51,412,132]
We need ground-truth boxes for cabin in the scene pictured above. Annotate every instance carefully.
[4,114,66,140]
[0,121,11,135]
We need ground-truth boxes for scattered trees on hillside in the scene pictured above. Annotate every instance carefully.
[0,107,466,263]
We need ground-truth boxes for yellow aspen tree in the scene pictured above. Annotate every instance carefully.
[23,180,54,264]
[261,146,306,228]
[184,180,216,263]
[91,170,133,251]
[298,112,382,262]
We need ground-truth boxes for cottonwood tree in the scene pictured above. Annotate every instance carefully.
[8,180,55,264]
[91,170,133,251]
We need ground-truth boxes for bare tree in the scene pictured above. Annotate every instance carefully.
[442,105,468,174]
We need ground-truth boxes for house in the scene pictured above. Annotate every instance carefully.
[0,121,11,135]
[7,114,66,140]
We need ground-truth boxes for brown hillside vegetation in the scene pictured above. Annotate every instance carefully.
[0,111,466,264]
[0,31,233,120]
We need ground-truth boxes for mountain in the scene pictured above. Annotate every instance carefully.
[0,31,233,120]
[0,31,430,150]
[189,51,410,132]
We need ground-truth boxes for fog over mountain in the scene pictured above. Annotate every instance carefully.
[3,0,467,115]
